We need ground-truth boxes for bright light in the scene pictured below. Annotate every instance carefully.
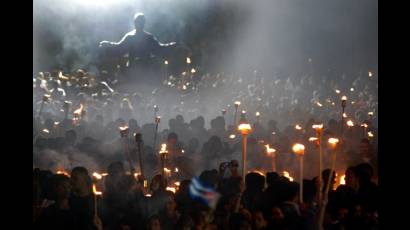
[164,60,168,65]
[328,138,339,149]
[229,134,236,139]
[312,124,323,130]
[347,120,354,127]
[234,101,241,106]
[292,143,305,155]
[368,131,374,138]
[368,71,373,77]
[256,112,260,117]
[309,137,318,142]
[335,89,341,94]
[92,172,102,180]
[316,102,323,107]
[186,57,191,64]
[191,68,196,73]
[295,124,302,130]
[350,88,354,92]
[238,123,252,135]
[341,96,347,101]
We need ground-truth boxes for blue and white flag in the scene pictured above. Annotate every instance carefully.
[189,177,221,209]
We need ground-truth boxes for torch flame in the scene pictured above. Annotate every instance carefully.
[238,123,252,135]
[341,96,347,101]
[164,60,168,65]
[368,131,374,138]
[312,124,324,130]
[347,120,354,127]
[309,137,318,142]
[93,184,102,196]
[368,71,373,77]
[340,174,346,185]
[191,68,196,73]
[175,168,179,173]
[316,102,323,107]
[119,126,129,131]
[361,123,368,128]
[174,181,180,186]
[343,113,348,118]
[56,170,70,177]
[292,143,305,155]
[335,89,341,94]
[256,111,260,117]
[159,144,168,154]
[283,171,294,181]
[295,124,302,130]
[328,138,339,149]
[265,144,276,156]
[229,134,236,139]
[234,101,241,106]
[73,104,84,115]
[92,172,102,180]
[186,57,191,64]
[166,186,176,193]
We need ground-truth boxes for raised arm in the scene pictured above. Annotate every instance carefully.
[99,32,132,56]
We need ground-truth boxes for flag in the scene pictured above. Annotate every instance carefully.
[189,177,220,209]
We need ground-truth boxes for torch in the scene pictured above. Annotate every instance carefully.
[312,123,323,207]
[63,100,71,120]
[92,183,102,218]
[265,144,277,172]
[153,116,160,152]
[164,60,168,80]
[255,112,261,124]
[361,123,368,138]
[233,101,241,126]
[159,143,168,181]
[119,126,134,173]
[341,96,347,137]
[238,121,251,180]
[38,94,50,118]
[292,143,305,203]
[319,137,339,229]
[135,133,145,179]
[154,105,159,118]
[222,109,227,117]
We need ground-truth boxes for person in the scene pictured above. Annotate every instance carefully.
[35,174,79,230]
[69,167,96,230]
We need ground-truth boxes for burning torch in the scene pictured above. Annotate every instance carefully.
[119,126,134,173]
[238,117,251,180]
[135,133,145,180]
[292,143,305,203]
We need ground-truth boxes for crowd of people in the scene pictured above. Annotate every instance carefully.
[33,61,378,229]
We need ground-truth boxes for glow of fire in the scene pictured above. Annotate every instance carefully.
[92,172,102,180]
[145,194,152,197]
[343,113,348,118]
[119,126,129,131]
[368,71,373,77]
[309,137,318,142]
[292,143,305,155]
[93,184,102,195]
[164,168,171,173]
[347,120,354,127]
[295,124,302,130]
[350,88,354,92]
[361,123,368,128]
[175,168,179,173]
[340,174,346,185]
[368,112,374,116]
[234,101,241,106]
[101,173,108,177]
[283,171,294,181]
[368,131,374,138]
[241,110,246,114]
[312,124,324,130]
[191,68,196,73]
[73,104,84,115]
[56,170,70,177]
[265,144,276,156]
[42,129,50,134]
[335,89,341,94]
[166,186,176,193]
[160,144,168,154]
[164,60,168,65]
[174,181,180,186]
[341,96,347,101]
[186,57,191,64]
[229,134,236,139]
[256,111,260,117]
[134,173,140,178]
[238,123,252,134]
[328,138,339,148]
[316,102,323,107]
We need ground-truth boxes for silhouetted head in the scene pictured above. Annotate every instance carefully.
[134,13,146,31]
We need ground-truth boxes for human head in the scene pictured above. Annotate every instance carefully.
[147,215,161,230]
[50,174,71,201]
[134,13,146,31]
[252,210,267,230]
[345,166,359,190]
[70,166,91,194]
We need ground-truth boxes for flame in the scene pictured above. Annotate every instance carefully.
[92,172,102,180]
[368,71,373,77]
[101,173,108,177]
[343,113,348,118]
[238,123,252,134]
[361,123,368,128]
[368,131,374,138]
[145,193,152,197]
[253,170,265,176]
[175,168,179,173]
[182,85,187,90]
[341,96,348,101]
[144,180,148,188]
[283,171,294,181]
[316,102,323,107]
[56,170,70,177]
[309,137,318,142]
[155,116,161,123]
[164,60,168,65]
[292,143,305,155]
[159,144,168,154]
[164,168,171,173]
[351,101,355,105]
[73,104,84,115]
[241,110,246,114]
[328,138,339,148]
[340,174,346,185]
[181,149,185,153]
[295,124,302,130]
[134,173,141,178]
[312,124,324,130]
[234,101,241,106]
[191,68,196,73]
[272,132,276,135]
[229,134,236,139]
[335,89,341,94]
[119,126,129,131]
[93,184,102,196]
[350,88,354,92]
[347,120,354,127]
[256,111,260,117]
[368,112,374,116]
[186,57,191,64]
[265,144,276,156]
[42,129,50,134]
[166,186,176,193]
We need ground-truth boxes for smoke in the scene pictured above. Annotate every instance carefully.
[34,149,100,172]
